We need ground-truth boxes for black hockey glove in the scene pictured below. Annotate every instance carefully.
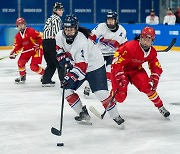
[56,52,73,69]
[62,72,79,89]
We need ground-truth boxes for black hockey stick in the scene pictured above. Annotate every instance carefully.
[51,65,67,137]
[89,89,118,119]
[51,85,65,136]
[157,38,177,52]
[102,38,177,54]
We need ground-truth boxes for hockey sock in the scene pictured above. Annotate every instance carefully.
[147,91,163,108]
[66,93,83,114]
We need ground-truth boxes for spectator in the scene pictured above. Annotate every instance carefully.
[42,2,64,87]
[9,17,44,84]
[163,8,176,25]
[174,7,180,23]
[146,10,159,25]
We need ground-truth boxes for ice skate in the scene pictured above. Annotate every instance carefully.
[15,75,26,84]
[113,115,125,128]
[83,86,91,98]
[75,106,92,125]
[158,105,170,118]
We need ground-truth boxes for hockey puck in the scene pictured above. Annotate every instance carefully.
[57,143,64,146]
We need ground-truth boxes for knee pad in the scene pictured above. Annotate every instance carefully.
[30,64,39,72]
[115,91,127,103]
[138,83,151,94]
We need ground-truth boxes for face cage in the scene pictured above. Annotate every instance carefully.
[63,28,78,42]
[139,35,154,49]
[106,18,118,30]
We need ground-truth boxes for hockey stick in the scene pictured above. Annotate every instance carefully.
[51,65,67,137]
[89,89,118,119]
[0,55,9,60]
[0,48,35,61]
[102,38,177,54]
[157,38,176,52]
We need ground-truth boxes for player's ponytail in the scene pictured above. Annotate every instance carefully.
[134,34,140,40]
[78,26,91,38]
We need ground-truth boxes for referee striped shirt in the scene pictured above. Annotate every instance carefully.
[43,13,63,39]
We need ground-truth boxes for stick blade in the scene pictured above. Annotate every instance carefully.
[51,127,61,136]
[89,106,102,119]
[0,56,9,60]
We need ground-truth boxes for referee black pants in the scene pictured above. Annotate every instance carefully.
[42,39,64,84]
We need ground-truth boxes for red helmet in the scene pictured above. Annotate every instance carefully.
[16,17,26,26]
[141,26,155,39]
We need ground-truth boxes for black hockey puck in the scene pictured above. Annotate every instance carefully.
[57,143,64,146]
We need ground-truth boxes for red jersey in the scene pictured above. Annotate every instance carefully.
[13,27,42,54]
[112,40,162,76]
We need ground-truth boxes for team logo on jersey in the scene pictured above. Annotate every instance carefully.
[155,61,162,68]
[114,51,119,57]
[122,50,127,56]
[117,56,125,63]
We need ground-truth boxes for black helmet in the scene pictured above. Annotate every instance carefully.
[106,11,118,20]
[53,2,64,12]
[106,11,118,30]
[63,14,79,42]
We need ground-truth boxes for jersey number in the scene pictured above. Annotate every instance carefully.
[81,50,84,58]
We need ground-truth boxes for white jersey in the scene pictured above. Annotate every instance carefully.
[55,30,104,79]
[91,23,127,56]
[146,15,159,25]
[163,15,176,25]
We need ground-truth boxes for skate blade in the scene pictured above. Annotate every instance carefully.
[76,120,92,125]
[42,84,55,87]
[84,94,89,99]
[165,116,170,120]
[15,81,25,84]
[118,123,125,129]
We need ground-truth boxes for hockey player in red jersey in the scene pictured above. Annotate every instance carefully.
[111,26,170,118]
[9,17,44,83]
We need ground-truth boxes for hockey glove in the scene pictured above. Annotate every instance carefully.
[149,73,160,91]
[9,51,17,59]
[56,52,73,69]
[115,72,128,91]
[63,72,79,89]
[33,44,40,51]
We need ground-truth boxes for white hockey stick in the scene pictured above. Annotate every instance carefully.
[89,89,118,119]
[0,48,35,61]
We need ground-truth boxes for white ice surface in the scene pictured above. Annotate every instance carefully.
[0,50,180,154]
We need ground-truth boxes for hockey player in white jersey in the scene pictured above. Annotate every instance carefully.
[55,14,124,126]
[84,11,127,97]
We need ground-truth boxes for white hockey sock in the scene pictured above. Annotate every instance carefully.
[72,101,83,115]
[66,92,83,115]
[107,104,120,119]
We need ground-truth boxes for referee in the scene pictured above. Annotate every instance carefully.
[42,2,64,87]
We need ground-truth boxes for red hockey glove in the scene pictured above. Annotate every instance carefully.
[149,73,160,91]
[115,72,128,90]
[63,72,79,89]
[9,51,17,59]
[33,44,40,51]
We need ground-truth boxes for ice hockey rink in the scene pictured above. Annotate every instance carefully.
[0,49,180,154]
